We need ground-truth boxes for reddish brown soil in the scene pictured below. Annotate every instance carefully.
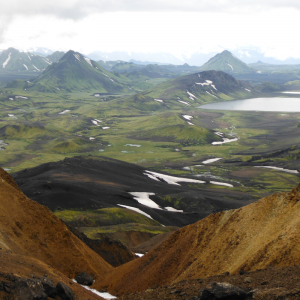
[118,265,300,300]
[0,167,113,282]
[96,184,300,295]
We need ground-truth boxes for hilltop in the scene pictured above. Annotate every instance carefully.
[199,50,256,74]
[97,183,300,295]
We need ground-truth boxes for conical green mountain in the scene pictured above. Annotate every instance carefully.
[28,50,130,93]
[199,50,256,74]
[0,47,50,72]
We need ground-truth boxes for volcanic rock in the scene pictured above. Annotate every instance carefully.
[198,282,250,300]
[75,272,94,286]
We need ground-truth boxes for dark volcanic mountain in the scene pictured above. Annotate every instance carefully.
[13,156,253,227]
[134,70,257,110]
[28,50,130,93]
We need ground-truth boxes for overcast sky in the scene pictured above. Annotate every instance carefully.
[0,0,299,60]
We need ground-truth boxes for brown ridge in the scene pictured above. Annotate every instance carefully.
[96,184,300,295]
[0,167,113,281]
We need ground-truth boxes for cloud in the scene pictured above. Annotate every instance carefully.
[1,0,300,20]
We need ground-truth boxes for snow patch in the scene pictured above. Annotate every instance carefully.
[282,91,300,94]
[245,88,251,92]
[72,279,116,299]
[187,90,198,100]
[212,137,238,145]
[144,170,205,186]
[129,192,161,209]
[164,206,184,212]
[102,127,110,129]
[3,53,11,68]
[254,166,299,174]
[210,181,233,187]
[135,253,144,257]
[154,99,164,103]
[32,64,40,71]
[23,64,28,70]
[15,96,28,99]
[27,54,31,61]
[84,57,93,66]
[9,98,14,101]
[89,137,95,140]
[227,63,233,71]
[118,204,154,219]
[187,122,194,125]
[178,100,190,106]
[43,58,51,65]
[59,110,71,114]
[202,158,222,164]
[182,115,193,120]
[206,91,217,98]
[125,144,141,147]
[73,54,81,61]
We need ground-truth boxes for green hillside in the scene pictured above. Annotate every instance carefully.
[199,50,256,74]
[46,51,65,63]
[26,50,131,93]
[127,70,257,110]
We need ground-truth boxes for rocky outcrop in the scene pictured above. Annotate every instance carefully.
[97,184,300,295]
[67,224,135,267]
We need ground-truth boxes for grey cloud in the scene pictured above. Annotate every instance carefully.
[1,0,300,20]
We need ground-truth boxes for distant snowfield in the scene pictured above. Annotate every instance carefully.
[23,64,28,70]
[59,110,71,114]
[3,52,11,68]
[72,279,116,299]
[135,253,144,257]
[254,166,299,174]
[245,88,251,92]
[144,170,205,186]
[15,96,28,99]
[102,127,110,129]
[210,181,233,187]
[201,158,222,164]
[118,204,154,219]
[154,99,164,103]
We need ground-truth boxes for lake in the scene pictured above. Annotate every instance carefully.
[199,97,300,112]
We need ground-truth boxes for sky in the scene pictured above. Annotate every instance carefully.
[0,0,300,62]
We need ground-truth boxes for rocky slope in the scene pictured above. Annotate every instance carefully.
[0,167,113,283]
[97,184,300,295]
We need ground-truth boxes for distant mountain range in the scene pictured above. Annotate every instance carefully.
[0,47,65,72]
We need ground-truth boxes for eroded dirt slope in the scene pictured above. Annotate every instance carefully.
[97,184,300,295]
[0,167,113,281]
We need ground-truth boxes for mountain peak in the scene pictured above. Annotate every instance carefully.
[199,50,255,74]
